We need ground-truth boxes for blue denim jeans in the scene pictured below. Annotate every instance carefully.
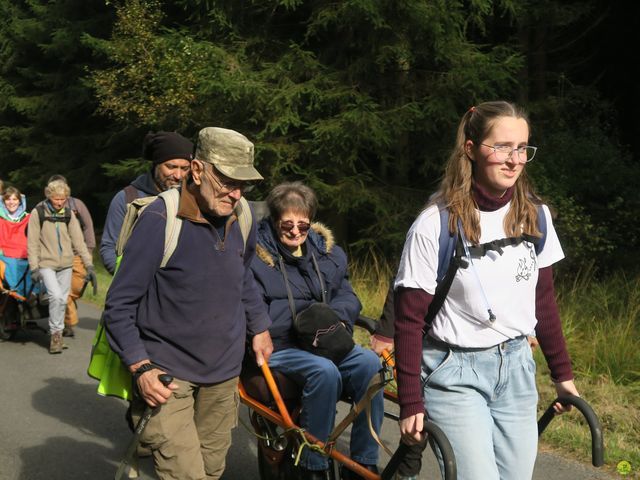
[422,336,538,480]
[269,345,384,470]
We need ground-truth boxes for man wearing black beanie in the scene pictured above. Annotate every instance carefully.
[142,131,194,191]
[99,131,193,274]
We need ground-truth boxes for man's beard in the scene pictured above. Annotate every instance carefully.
[154,170,180,191]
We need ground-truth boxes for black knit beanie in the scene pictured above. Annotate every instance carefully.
[142,131,194,164]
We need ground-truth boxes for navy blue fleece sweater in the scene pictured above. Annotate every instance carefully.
[103,191,271,384]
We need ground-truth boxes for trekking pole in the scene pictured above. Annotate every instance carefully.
[78,280,88,297]
[537,395,604,467]
[114,374,173,480]
[79,275,98,297]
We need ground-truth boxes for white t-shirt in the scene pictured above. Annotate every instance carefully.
[395,202,564,348]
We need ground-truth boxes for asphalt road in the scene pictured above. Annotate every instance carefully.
[0,302,614,480]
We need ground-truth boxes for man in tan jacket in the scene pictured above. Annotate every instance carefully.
[27,180,94,354]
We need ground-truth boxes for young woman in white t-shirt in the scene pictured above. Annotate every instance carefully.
[394,101,579,480]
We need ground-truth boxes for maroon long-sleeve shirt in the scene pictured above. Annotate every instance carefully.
[394,185,574,419]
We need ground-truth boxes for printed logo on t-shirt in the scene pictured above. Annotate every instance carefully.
[515,242,537,282]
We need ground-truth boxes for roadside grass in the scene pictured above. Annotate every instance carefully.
[349,254,393,320]
[86,251,639,476]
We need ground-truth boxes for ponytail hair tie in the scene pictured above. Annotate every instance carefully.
[469,106,476,113]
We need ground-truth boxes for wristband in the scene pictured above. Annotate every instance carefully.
[133,363,158,381]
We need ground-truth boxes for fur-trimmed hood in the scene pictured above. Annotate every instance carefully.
[255,218,336,268]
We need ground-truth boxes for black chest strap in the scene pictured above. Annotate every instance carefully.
[37,204,71,227]
[467,233,539,257]
[423,233,539,333]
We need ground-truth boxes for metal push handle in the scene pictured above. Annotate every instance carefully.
[537,395,604,467]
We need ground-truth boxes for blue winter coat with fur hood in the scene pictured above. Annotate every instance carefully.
[249,218,362,352]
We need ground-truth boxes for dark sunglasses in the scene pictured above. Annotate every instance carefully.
[279,220,311,233]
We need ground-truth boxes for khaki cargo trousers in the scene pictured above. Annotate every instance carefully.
[132,376,239,480]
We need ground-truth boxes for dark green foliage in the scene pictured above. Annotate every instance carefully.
[86,0,525,251]
[1,0,638,275]
[0,0,134,215]
[528,89,640,273]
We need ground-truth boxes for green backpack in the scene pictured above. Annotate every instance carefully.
[88,189,253,400]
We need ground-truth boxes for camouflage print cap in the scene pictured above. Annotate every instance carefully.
[194,127,263,181]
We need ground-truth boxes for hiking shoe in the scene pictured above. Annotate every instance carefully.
[62,326,75,337]
[49,332,63,354]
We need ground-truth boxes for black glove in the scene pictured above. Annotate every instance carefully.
[30,269,42,283]
[85,265,98,295]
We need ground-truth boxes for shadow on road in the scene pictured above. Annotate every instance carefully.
[32,377,127,440]
[19,436,131,480]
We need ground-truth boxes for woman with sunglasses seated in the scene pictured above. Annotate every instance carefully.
[249,181,383,480]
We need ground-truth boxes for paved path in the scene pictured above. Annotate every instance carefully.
[0,302,614,479]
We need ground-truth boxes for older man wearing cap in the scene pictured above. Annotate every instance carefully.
[103,127,273,479]
[99,131,193,274]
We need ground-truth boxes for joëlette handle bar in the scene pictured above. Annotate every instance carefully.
[79,276,98,297]
[79,279,88,297]
[355,315,377,334]
[381,418,457,480]
[355,316,457,478]
[537,395,604,467]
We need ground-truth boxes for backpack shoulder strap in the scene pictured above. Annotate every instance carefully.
[115,195,156,257]
[36,204,46,229]
[67,197,86,231]
[124,185,139,205]
[535,204,547,255]
[234,197,253,254]
[424,205,468,333]
[424,211,466,332]
[158,189,183,269]
[436,206,456,282]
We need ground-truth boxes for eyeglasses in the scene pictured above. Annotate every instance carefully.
[279,220,311,233]
[480,144,537,163]
[204,163,255,193]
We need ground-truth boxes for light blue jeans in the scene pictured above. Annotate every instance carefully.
[40,267,72,334]
[269,345,384,470]
[422,336,538,480]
